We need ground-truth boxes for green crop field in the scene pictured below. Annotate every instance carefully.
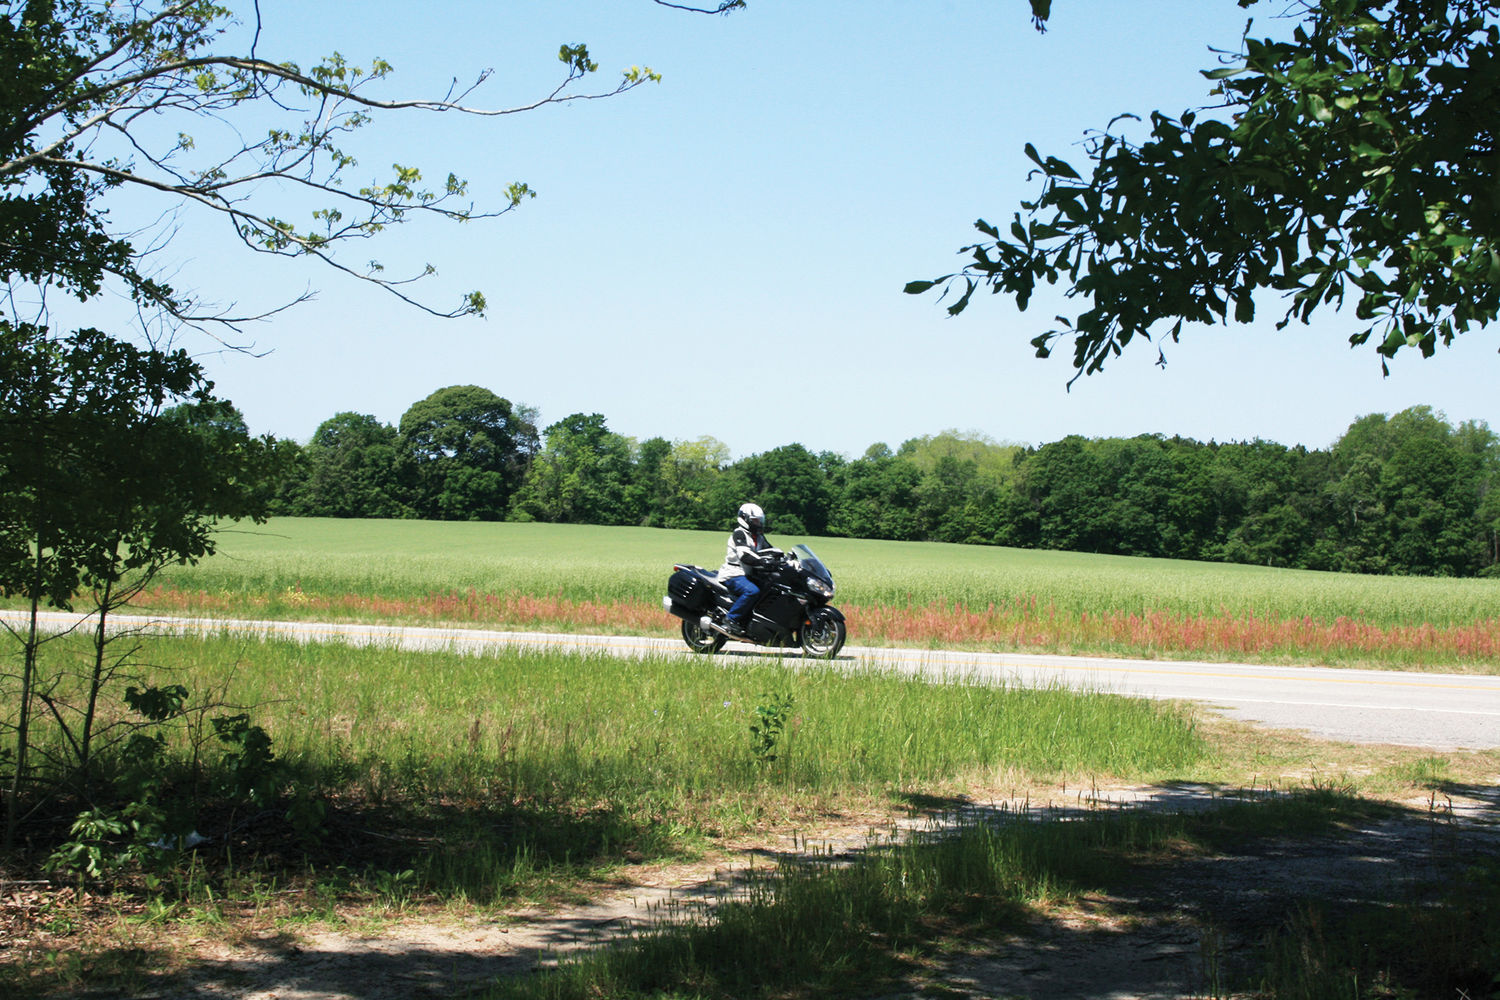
[164,518,1500,627]
[49,517,1484,669]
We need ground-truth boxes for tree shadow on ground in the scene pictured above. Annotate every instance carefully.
[21,780,1499,1000]
[927,780,1500,999]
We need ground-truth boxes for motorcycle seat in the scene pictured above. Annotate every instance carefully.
[682,565,732,594]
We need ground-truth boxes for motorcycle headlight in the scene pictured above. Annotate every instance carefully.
[807,577,834,598]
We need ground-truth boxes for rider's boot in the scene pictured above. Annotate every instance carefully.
[709,617,747,638]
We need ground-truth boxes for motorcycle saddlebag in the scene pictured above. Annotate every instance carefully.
[667,568,713,612]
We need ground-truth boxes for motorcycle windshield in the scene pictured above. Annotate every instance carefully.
[791,544,833,587]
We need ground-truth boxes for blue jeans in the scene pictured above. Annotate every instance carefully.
[723,575,760,628]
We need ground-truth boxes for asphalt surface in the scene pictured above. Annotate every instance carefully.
[6,610,1499,750]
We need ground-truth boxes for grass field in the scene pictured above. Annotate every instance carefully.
[2,632,1206,917]
[133,518,1500,669]
[133,632,1207,854]
[9,629,1494,999]
[7,518,1499,998]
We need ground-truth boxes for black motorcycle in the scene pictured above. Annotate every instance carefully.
[662,543,847,658]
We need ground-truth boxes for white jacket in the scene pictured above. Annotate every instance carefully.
[718,526,774,579]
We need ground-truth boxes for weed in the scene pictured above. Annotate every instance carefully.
[40,684,325,889]
[370,868,418,907]
[748,690,795,765]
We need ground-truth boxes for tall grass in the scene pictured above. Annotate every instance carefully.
[37,632,1205,902]
[164,631,1205,799]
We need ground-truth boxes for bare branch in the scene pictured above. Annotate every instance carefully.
[651,0,746,13]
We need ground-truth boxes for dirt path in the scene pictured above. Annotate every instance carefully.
[121,782,1500,1000]
[160,857,758,999]
[939,788,1500,999]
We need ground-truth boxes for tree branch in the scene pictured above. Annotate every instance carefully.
[4,1,663,329]
[650,0,746,13]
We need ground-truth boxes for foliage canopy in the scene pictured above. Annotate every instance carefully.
[0,320,283,845]
[908,0,1500,377]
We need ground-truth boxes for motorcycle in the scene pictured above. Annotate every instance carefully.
[662,543,847,658]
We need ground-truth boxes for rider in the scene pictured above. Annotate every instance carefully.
[712,502,778,637]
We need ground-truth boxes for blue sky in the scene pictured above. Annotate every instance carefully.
[126,1,1498,459]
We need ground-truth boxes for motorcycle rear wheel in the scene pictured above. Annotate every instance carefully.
[799,608,846,659]
[681,617,727,654]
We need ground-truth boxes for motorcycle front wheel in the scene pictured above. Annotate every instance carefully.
[681,617,727,655]
[799,607,846,659]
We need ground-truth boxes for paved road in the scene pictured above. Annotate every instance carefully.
[7,610,1499,750]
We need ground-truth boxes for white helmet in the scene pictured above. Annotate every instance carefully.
[737,502,765,533]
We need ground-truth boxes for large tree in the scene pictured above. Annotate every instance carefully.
[909,0,1500,378]
[733,443,832,536]
[1315,406,1491,574]
[510,412,634,525]
[398,385,536,520]
[291,412,408,519]
[647,436,731,530]
[827,447,923,541]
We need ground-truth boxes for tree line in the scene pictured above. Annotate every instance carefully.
[268,385,1500,579]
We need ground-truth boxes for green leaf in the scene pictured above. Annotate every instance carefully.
[946,277,977,316]
[1233,293,1255,323]
[1043,156,1080,180]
